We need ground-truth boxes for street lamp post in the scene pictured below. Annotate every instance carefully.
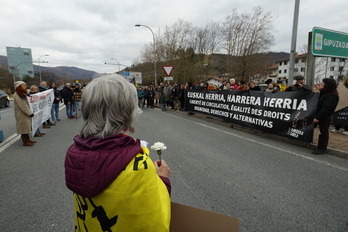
[104,62,130,71]
[135,24,157,84]
[111,58,121,72]
[39,54,49,83]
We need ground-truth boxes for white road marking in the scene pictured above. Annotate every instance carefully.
[165,112,348,172]
[0,134,20,153]
[0,103,66,153]
[196,122,348,172]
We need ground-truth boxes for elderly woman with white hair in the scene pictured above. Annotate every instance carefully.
[13,81,36,146]
[64,74,171,231]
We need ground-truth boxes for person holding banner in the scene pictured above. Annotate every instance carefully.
[39,81,56,127]
[248,81,261,91]
[28,85,45,137]
[312,78,339,155]
[49,82,61,122]
[265,82,278,93]
[65,74,171,231]
[285,76,311,92]
[229,78,239,90]
[238,80,248,90]
[13,81,36,146]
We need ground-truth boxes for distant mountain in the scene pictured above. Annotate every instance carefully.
[0,55,99,80]
[38,66,99,80]
[264,52,291,64]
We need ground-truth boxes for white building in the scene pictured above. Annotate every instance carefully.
[276,53,348,85]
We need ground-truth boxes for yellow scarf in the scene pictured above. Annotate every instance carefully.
[73,147,171,231]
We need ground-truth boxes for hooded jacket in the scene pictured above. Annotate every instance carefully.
[65,134,171,231]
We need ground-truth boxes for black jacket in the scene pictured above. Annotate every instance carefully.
[285,84,311,92]
[61,86,74,105]
[51,88,61,104]
[315,90,339,120]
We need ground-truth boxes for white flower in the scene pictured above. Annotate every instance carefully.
[151,142,167,151]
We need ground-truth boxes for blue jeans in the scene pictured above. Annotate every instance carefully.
[74,101,82,117]
[66,103,73,117]
[51,103,60,121]
[138,98,144,109]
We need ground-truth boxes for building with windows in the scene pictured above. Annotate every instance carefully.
[6,46,34,79]
[276,53,348,85]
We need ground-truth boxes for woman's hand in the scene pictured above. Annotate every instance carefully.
[154,159,170,178]
[313,118,319,123]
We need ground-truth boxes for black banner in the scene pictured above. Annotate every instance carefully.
[185,90,319,143]
[332,107,348,127]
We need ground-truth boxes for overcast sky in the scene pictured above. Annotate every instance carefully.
[1,0,348,74]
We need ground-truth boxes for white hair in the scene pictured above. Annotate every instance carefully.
[79,74,141,138]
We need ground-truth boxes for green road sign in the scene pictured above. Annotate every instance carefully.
[312,27,348,58]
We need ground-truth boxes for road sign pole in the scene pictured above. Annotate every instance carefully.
[306,32,315,89]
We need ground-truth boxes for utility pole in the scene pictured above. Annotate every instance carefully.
[288,0,300,87]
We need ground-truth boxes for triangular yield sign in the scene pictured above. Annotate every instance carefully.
[162,66,174,76]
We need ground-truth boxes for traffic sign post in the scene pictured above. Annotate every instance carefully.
[162,66,174,77]
[312,27,348,58]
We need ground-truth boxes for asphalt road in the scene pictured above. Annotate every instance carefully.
[0,106,348,232]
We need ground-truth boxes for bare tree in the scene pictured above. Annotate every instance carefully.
[222,6,275,81]
[192,21,223,79]
[138,8,275,84]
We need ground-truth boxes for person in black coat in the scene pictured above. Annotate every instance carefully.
[61,83,75,119]
[285,76,311,92]
[312,78,339,155]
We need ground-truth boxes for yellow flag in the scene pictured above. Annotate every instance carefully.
[73,147,171,231]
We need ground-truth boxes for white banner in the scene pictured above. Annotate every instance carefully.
[27,89,54,137]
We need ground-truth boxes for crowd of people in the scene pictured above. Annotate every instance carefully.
[134,76,346,155]
[12,75,346,156]
[13,80,86,146]
[136,82,185,111]
[135,77,313,111]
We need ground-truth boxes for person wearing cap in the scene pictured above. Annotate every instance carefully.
[13,81,36,146]
[285,76,311,92]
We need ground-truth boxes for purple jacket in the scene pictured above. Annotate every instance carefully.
[65,134,171,198]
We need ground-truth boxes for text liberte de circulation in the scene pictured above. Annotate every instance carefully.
[188,92,308,111]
